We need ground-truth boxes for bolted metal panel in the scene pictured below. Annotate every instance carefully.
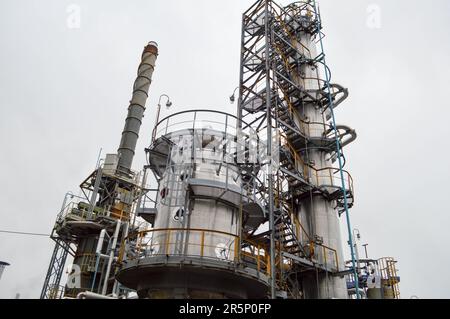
[118,42,159,173]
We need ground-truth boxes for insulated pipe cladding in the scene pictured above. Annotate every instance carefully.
[117,41,159,173]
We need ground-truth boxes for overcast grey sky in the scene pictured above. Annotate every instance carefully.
[1,0,449,299]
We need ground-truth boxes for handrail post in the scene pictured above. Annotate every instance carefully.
[118,238,125,263]
[200,231,205,258]
[165,230,171,254]
[235,237,239,262]
[257,245,261,273]
[137,232,142,256]
[335,250,339,272]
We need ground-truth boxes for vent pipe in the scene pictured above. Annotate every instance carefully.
[117,41,158,173]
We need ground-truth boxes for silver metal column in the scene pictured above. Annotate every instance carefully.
[118,42,159,173]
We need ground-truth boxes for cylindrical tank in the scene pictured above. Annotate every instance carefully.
[367,288,383,299]
[151,129,241,261]
[68,237,100,296]
[116,111,268,299]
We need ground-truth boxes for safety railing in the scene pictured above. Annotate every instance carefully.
[280,132,309,176]
[272,16,311,60]
[276,77,313,137]
[150,110,266,177]
[46,284,66,299]
[57,200,108,223]
[118,228,270,276]
[74,253,105,273]
[379,257,401,299]
[152,110,255,146]
[279,133,354,195]
[276,83,333,140]
[281,202,340,272]
[101,163,142,185]
[281,1,319,29]
[310,242,339,272]
[315,167,353,194]
[281,239,339,273]
[57,197,138,225]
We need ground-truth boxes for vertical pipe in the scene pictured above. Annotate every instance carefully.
[101,221,121,295]
[264,0,276,300]
[151,103,162,143]
[90,229,108,292]
[56,192,73,221]
[112,223,128,297]
[237,13,245,129]
[133,168,149,228]
[88,168,103,218]
[117,42,159,173]
[313,1,359,299]
[353,230,361,275]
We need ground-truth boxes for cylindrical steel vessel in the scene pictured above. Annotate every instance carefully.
[117,111,268,298]
[283,3,348,299]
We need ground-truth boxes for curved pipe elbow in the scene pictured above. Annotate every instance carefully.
[329,83,349,110]
[335,125,357,148]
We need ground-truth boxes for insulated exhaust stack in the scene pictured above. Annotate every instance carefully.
[117,41,158,173]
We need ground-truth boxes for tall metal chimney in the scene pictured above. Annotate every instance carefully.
[117,41,158,173]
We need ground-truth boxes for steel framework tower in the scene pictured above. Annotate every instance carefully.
[237,0,358,298]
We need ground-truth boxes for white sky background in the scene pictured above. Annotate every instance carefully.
[0,0,449,299]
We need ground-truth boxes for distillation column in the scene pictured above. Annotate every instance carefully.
[292,31,347,299]
[238,0,356,299]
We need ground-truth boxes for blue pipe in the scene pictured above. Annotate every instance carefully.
[313,0,360,299]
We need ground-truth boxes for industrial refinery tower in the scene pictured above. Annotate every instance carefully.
[237,0,356,299]
[40,0,400,299]
[234,0,399,299]
[40,42,159,299]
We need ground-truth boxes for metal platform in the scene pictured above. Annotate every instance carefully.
[117,255,269,299]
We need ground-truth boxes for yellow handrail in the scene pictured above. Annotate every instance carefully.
[119,228,270,276]
[279,133,354,194]
[272,11,311,57]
